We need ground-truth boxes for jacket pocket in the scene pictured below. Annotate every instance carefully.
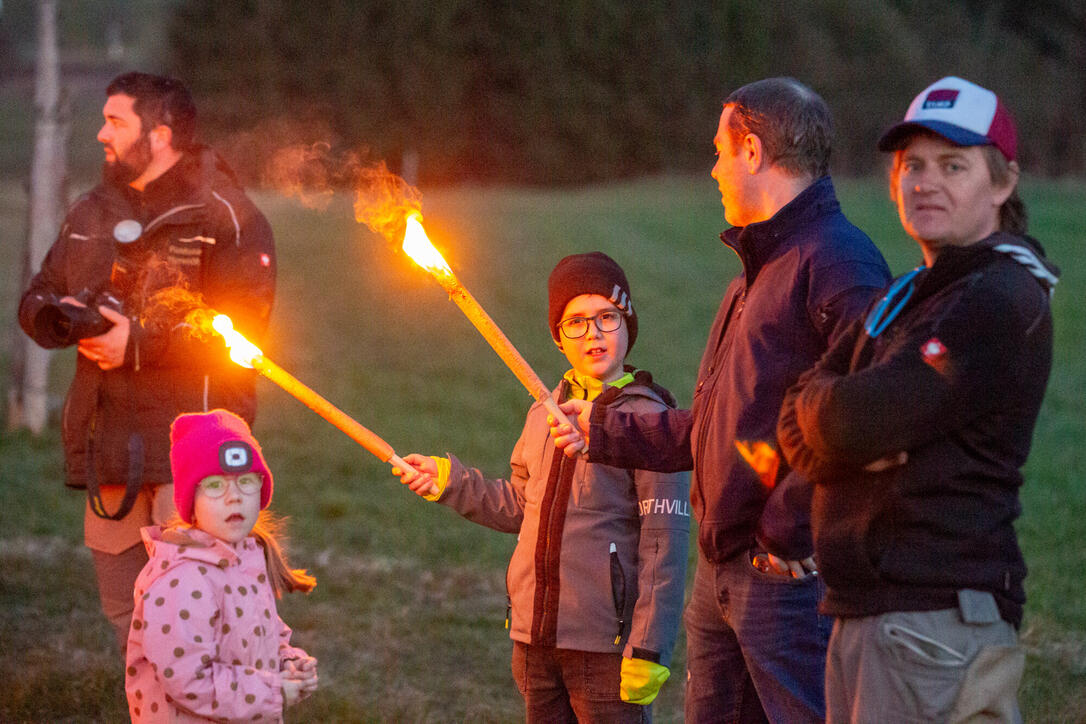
[609,542,627,645]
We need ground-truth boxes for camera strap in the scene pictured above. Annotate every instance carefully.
[86,432,146,521]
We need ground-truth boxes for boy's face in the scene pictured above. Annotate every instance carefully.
[192,473,262,544]
[556,294,628,383]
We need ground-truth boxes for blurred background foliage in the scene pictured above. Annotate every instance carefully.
[1,0,1084,185]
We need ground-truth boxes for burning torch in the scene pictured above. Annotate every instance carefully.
[400,213,573,430]
[211,315,436,494]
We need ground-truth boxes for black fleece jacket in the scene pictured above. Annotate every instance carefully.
[778,233,1058,626]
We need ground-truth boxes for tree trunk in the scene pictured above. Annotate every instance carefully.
[8,0,69,433]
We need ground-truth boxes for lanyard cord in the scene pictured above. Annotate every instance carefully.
[864,265,925,338]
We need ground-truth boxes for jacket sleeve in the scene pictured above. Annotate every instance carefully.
[588,406,694,473]
[276,617,309,665]
[786,270,1040,470]
[200,189,277,341]
[758,281,883,557]
[18,221,76,349]
[625,463,690,668]
[138,569,284,721]
[436,420,531,533]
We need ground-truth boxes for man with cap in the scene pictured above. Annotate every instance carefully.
[17,71,276,653]
[550,78,891,722]
[777,76,1058,721]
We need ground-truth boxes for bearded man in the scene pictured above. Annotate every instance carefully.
[18,72,276,653]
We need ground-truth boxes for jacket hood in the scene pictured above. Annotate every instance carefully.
[982,232,1060,295]
[140,524,247,581]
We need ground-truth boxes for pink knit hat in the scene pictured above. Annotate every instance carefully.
[170,409,273,523]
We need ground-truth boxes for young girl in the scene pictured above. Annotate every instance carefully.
[396,252,689,723]
[125,409,317,722]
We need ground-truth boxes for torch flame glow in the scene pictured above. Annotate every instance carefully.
[402,213,453,277]
[212,314,263,368]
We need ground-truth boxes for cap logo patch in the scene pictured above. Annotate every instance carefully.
[922,89,959,110]
[219,441,254,472]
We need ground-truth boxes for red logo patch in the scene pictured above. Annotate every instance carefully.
[260,253,271,267]
[920,337,949,373]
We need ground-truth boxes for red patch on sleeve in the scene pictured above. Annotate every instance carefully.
[920,337,949,373]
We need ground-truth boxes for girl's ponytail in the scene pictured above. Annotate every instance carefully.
[251,510,316,598]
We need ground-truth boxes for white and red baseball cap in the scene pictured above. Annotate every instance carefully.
[878,76,1017,161]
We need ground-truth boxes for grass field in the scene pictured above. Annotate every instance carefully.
[1,174,1084,721]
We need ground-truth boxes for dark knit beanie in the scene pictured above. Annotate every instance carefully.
[548,251,637,351]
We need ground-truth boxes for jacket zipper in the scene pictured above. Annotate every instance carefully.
[609,542,627,644]
[692,287,745,528]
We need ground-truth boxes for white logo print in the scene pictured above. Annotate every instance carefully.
[220,442,254,471]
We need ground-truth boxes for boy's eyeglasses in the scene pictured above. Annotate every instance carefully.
[559,311,624,339]
[198,473,263,498]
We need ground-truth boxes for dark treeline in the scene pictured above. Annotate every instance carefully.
[164,0,1085,185]
[3,0,1083,185]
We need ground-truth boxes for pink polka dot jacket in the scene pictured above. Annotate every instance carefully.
[125,525,308,722]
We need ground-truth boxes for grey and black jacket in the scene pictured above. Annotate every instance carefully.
[437,370,689,666]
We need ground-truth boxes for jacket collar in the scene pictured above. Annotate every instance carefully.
[721,176,839,277]
[92,149,224,227]
[141,524,255,569]
[923,232,1060,297]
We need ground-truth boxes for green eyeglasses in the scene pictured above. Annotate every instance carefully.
[559,310,623,339]
[198,472,263,498]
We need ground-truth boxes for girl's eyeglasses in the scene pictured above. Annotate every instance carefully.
[198,473,262,498]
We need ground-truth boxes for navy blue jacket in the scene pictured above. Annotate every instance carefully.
[778,234,1057,626]
[589,177,890,562]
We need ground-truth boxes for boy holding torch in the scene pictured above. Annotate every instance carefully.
[395,252,689,722]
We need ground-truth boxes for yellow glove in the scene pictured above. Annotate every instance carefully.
[619,657,670,705]
[421,456,452,501]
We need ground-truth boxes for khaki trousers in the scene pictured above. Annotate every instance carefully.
[826,603,1023,723]
[85,483,175,653]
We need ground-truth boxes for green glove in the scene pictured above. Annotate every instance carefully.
[619,657,670,705]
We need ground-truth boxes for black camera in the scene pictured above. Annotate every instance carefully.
[34,291,122,347]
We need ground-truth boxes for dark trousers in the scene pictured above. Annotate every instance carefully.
[684,549,831,723]
[512,641,648,723]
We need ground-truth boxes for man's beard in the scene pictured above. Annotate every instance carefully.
[102,132,153,187]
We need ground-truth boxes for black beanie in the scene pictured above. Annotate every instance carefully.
[548,251,637,352]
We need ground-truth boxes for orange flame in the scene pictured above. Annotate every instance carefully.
[735,440,781,490]
[212,314,263,369]
[402,213,453,277]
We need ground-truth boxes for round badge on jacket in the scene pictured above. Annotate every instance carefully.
[113,219,143,243]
